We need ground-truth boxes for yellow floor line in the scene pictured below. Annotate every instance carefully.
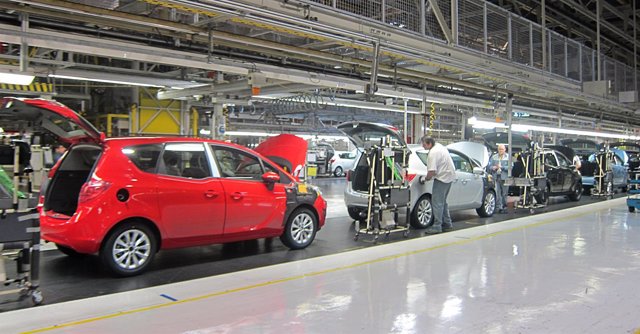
[24,205,606,333]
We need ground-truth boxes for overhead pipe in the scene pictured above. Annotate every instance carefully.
[3,0,620,117]
[2,1,636,125]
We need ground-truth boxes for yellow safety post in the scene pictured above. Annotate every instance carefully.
[130,103,138,134]
[191,107,199,137]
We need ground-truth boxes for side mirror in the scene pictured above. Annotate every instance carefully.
[472,167,484,175]
[262,171,280,183]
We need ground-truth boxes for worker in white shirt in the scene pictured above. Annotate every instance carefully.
[420,136,457,234]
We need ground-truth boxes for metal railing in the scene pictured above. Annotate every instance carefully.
[307,0,639,100]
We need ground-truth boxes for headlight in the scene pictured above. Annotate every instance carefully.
[310,185,322,196]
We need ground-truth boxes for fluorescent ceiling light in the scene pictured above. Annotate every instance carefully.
[48,74,164,88]
[512,124,640,140]
[468,117,507,129]
[224,131,277,137]
[0,72,35,85]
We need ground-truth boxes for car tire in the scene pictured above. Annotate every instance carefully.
[347,207,364,221]
[334,166,343,177]
[411,195,434,229]
[629,206,636,213]
[568,182,582,201]
[534,184,550,206]
[476,189,496,217]
[56,244,82,257]
[100,222,157,277]
[280,207,317,250]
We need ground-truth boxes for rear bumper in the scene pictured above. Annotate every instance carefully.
[40,209,102,254]
[344,185,369,209]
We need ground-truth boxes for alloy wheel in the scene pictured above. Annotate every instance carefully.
[111,229,152,270]
[290,212,314,245]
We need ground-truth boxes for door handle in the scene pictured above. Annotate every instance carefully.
[231,192,246,200]
[204,190,219,199]
[461,179,469,185]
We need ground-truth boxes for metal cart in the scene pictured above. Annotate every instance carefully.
[591,147,615,199]
[627,177,640,213]
[506,143,548,214]
[0,143,43,306]
[354,137,411,242]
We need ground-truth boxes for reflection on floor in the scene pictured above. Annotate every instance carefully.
[2,198,639,333]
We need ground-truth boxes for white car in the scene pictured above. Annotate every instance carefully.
[329,150,358,176]
[338,122,497,228]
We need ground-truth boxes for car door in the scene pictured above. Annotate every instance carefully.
[448,152,483,210]
[544,152,563,193]
[211,145,288,237]
[611,154,626,186]
[156,142,225,241]
[555,151,575,192]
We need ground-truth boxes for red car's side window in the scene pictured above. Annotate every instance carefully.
[122,144,163,173]
[158,143,212,179]
[211,146,263,179]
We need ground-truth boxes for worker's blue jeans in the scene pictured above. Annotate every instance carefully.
[432,179,453,229]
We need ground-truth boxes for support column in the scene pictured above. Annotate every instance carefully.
[483,2,488,54]
[451,0,459,44]
[597,0,602,81]
[634,0,638,91]
[541,0,546,71]
[403,98,408,144]
[508,14,512,60]
[506,94,513,178]
[555,108,562,144]
[421,0,426,36]
[212,104,225,140]
[20,13,28,72]
[530,22,534,67]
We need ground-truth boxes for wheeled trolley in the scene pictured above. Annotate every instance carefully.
[0,141,43,306]
[591,148,615,199]
[0,212,42,305]
[354,137,411,242]
[508,143,548,213]
[627,179,640,213]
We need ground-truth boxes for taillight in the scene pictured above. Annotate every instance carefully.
[78,178,112,203]
[405,173,417,182]
[346,170,352,181]
[330,158,336,164]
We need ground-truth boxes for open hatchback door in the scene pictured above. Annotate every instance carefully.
[337,121,407,149]
[0,97,103,144]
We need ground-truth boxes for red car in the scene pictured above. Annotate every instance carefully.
[0,98,326,276]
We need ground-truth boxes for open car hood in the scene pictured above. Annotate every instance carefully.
[609,142,640,153]
[254,134,307,178]
[0,97,103,144]
[447,141,490,168]
[546,145,577,161]
[559,138,601,157]
[337,121,406,148]
[482,132,531,153]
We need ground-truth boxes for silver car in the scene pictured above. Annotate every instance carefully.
[339,122,496,228]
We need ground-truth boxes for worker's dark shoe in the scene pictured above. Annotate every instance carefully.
[442,224,454,232]
[425,227,442,235]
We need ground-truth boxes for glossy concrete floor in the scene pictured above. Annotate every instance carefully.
[2,196,640,333]
[0,178,623,311]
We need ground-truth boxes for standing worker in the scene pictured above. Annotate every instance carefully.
[420,136,457,234]
[52,144,67,163]
[490,144,510,213]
